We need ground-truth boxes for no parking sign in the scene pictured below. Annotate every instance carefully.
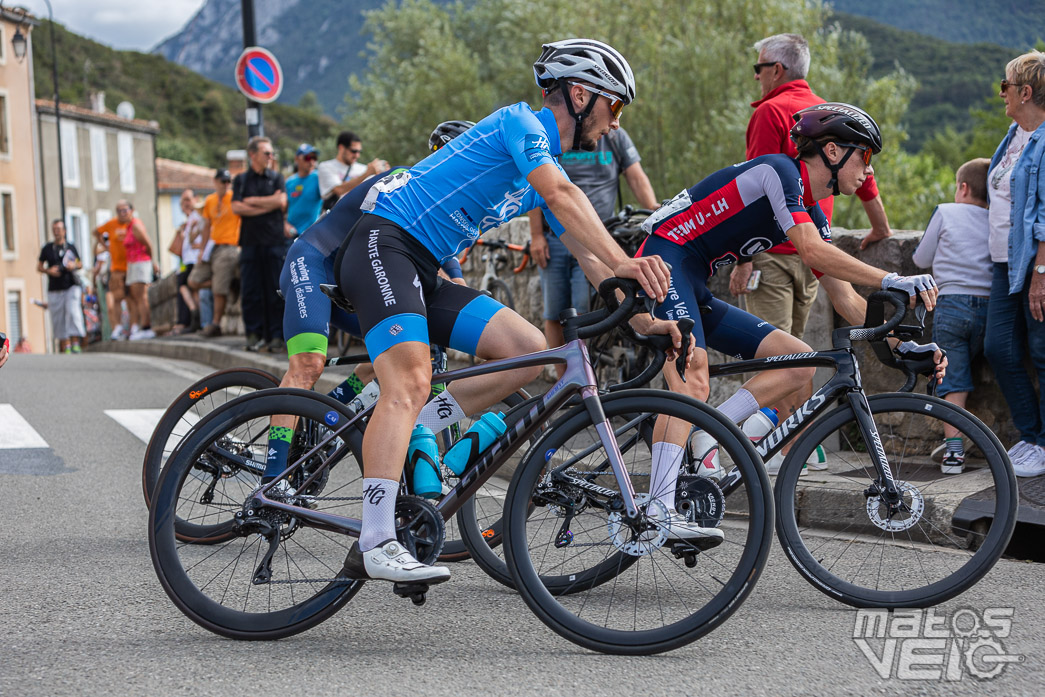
[234,47,283,104]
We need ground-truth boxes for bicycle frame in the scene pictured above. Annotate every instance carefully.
[250,337,643,536]
[711,347,902,503]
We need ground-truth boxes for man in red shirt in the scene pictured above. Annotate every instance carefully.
[730,33,893,338]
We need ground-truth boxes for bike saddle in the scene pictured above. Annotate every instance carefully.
[320,284,356,314]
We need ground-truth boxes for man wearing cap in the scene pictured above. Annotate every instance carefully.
[189,168,242,337]
[285,144,323,238]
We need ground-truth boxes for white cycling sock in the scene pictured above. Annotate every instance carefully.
[649,441,684,511]
[416,390,467,433]
[359,478,398,552]
[718,388,760,425]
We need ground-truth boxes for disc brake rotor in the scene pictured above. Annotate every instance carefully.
[866,480,924,532]
[607,494,668,557]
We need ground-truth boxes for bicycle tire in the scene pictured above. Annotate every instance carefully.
[503,390,773,655]
[149,389,366,640]
[775,392,1017,608]
[486,278,514,312]
[142,368,279,509]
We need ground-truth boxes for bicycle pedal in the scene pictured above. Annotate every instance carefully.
[392,582,430,606]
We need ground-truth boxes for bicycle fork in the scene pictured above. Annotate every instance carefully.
[846,390,905,509]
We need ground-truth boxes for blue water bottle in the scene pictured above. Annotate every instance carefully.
[407,425,442,499]
[442,412,507,475]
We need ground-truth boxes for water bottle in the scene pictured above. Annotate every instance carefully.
[407,425,442,499]
[442,411,507,475]
[348,381,381,414]
[742,407,779,441]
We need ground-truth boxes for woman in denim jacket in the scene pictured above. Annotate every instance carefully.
[984,50,1045,477]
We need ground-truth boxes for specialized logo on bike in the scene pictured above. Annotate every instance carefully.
[480,188,529,229]
[189,387,209,400]
[324,410,339,426]
[367,229,396,306]
[362,483,387,505]
[852,607,1024,681]
[524,134,551,163]
[765,352,817,362]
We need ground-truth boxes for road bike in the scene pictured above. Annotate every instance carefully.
[148,278,773,655]
[702,290,1017,607]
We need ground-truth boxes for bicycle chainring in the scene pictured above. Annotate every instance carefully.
[395,495,446,566]
[675,475,726,528]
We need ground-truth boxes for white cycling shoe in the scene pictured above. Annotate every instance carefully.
[657,509,724,547]
[342,539,451,584]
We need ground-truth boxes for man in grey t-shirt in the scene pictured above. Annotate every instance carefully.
[528,127,659,377]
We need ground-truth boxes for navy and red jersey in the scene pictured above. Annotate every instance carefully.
[639,154,831,277]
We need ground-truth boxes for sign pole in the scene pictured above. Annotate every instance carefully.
[241,0,263,138]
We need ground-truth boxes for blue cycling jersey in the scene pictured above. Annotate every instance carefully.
[640,154,831,277]
[364,102,567,264]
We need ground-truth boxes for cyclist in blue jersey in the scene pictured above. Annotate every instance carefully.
[335,39,690,585]
[261,124,471,491]
[637,103,947,511]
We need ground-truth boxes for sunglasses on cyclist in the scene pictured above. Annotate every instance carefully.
[836,142,873,166]
[568,81,625,119]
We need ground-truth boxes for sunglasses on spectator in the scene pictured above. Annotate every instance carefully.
[568,81,625,119]
[1000,79,1023,92]
[304,154,318,161]
[348,148,363,154]
[836,142,873,166]
[753,61,787,74]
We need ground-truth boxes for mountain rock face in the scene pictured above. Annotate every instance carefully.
[154,0,386,115]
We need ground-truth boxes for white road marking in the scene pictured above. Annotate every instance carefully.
[104,409,168,444]
[0,404,49,449]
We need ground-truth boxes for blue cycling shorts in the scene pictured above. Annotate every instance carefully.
[639,235,777,359]
[280,237,361,356]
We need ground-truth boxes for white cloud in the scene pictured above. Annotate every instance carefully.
[19,0,206,51]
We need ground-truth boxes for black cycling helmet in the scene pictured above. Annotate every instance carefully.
[790,102,883,195]
[534,38,635,152]
[429,120,475,152]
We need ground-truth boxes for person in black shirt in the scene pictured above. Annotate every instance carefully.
[231,136,288,352]
[37,219,86,353]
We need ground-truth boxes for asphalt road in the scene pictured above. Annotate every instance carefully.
[0,353,1042,696]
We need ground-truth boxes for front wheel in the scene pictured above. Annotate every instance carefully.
[775,393,1017,608]
[503,390,773,655]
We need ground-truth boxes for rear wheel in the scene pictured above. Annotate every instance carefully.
[142,368,279,509]
[486,278,514,312]
[775,393,1017,608]
[149,389,367,639]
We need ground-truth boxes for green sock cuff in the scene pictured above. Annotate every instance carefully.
[269,426,294,443]
[346,373,365,395]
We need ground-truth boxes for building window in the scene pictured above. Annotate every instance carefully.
[89,127,109,191]
[0,25,6,65]
[1,189,15,257]
[6,290,23,345]
[60,120,80,188]
[65,207,89,267]
[0,91,9,156]
[95,209,112,229]
[117,132,135,193]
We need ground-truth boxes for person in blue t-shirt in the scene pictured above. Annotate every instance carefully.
[285,143,324,238]
[334,39,687,586]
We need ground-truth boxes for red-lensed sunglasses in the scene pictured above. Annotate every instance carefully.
[837,142,873,166]
[568,81,625,119]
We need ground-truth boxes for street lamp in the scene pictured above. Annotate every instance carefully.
[10,23,26,59]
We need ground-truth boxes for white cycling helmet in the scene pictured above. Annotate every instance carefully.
[533,38,636,104]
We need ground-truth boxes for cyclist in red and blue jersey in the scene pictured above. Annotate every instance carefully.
[334,39,692,586]
[638,103,947,513]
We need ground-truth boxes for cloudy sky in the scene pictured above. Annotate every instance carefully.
[19,0,206,51]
